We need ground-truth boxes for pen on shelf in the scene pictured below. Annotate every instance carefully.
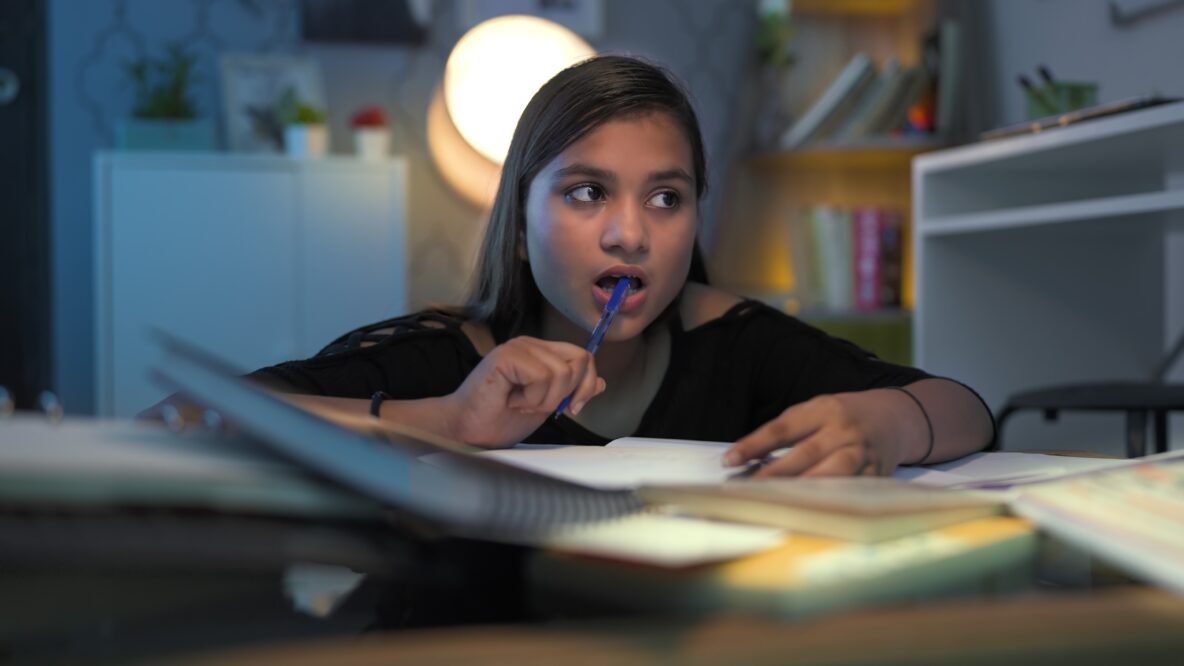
[1017,74,1057,114]
[553,276,631,419]
[1037,64,1057,86]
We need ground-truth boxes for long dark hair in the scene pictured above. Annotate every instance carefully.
[463,54,710,337]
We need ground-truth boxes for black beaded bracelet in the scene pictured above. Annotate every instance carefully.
[369,390,392,418]
[888,386,935,464]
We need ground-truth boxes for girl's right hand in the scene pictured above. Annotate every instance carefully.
[443,336,605,448]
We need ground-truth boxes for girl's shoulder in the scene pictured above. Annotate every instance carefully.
[315,308,474,356]
[678,282,746,330]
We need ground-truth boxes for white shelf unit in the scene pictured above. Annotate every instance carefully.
[913,102,1184,454]
[94,152,408,417]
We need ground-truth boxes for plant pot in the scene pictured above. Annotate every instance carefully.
[284,124,329,158]
[116,118,217,151]
[353,127,391,161]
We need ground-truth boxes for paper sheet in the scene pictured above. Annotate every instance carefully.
[478,440,740,490]
[480,440,1146,491]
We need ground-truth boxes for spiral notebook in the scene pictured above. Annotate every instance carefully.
[150,330,642,541]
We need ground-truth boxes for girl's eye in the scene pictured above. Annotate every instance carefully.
[566,185,605,203]
[647,191,680,209]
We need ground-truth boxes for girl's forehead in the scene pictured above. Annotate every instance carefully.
[548,113,693,170]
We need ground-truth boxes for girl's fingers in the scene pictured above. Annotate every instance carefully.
[566,356,602,415]
[797,444,869,478]
[499,338,598,412]
[500,352,555,410]
[752,436,830,478]
[725,402,821,466]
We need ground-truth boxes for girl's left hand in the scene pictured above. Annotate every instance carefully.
[723,393,905,478]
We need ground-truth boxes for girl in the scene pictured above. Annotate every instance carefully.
[247,55,994,477]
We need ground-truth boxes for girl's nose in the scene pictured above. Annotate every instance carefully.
[601,202,649,255]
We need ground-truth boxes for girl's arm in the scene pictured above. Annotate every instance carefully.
[142,335,605,450]
[724,377,993,477]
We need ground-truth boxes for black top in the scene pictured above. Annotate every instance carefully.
[249,301,934,445]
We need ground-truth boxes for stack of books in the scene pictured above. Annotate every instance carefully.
[778,19,961,150]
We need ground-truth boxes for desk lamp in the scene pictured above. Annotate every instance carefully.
[427,15,594,209]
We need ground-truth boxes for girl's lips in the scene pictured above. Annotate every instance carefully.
[592,283,647,314]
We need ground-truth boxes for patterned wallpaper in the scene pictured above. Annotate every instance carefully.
[53,0,757,411]
[66,0,755,303]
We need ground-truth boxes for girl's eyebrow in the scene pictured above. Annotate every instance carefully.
[552,163,694,186]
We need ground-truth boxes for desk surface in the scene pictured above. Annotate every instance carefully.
[160,587,1184,666]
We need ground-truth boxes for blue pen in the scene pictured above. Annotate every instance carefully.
[554,276,631,418]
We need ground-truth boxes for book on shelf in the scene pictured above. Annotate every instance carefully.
[834,57,903,141]
[853,206,883,312]
[810,205,854,312]
[780,52,876,150]
[931,18,962,139]
[785,208,821,313]
[796,205,904,315]
[869,64,930,137]
[853,206,904,311]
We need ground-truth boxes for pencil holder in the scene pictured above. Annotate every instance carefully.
[1025,81,1098,119]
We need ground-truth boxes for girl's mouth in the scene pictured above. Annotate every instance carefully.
[595,275,644,294]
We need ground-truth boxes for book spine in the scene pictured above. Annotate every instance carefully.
[780,53,873,150]
[879,208,904,308]
[810,205,853,312]
[853,206,882,312]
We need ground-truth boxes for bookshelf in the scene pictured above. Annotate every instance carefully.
[914,101,1184,454]
[711,0,947,364]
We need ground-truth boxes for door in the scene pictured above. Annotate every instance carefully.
[0,0,49,411]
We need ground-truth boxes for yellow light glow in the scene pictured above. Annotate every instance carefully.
[427,84,501,210]
[444,15,594,165]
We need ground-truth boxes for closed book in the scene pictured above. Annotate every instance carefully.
[786,208,820,312]
[935,19,962,138]
[879,208,904,307]
[809,205,853,312]
[835,57,900,141]
[875,64,931,135]
[639,477,1004,543]
[852,206,882,311]
[531,515,1035,618]
[780,53,875,149]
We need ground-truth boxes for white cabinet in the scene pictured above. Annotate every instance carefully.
[94,152,408,417]
[913,102,1184,454]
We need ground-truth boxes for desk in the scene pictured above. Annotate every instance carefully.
[0,507,1170,665]
[158,587,1184,666]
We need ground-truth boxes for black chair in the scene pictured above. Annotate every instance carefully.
[996,334,1184,458]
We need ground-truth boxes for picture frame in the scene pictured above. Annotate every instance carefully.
[220,54,325,153]
[458,0,604,39]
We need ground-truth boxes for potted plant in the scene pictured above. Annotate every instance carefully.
[278,86,328,158]
[118,42,216,151]
[752,0,796,148]
[350,105,391,161]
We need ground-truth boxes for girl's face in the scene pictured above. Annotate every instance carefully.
[524,112,698,342]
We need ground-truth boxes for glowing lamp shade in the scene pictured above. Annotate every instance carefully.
[444,15,594,165]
